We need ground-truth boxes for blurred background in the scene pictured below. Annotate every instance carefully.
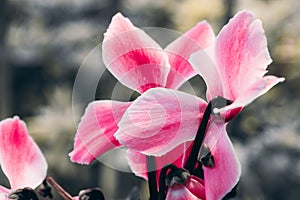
[0,0,299,199]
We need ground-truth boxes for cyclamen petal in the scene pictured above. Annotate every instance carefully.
[215,10,274,99]
[102,13,170,93]
[69,101,131,164]
[189,47,224,101]
[165,21,215,89]
[0,117,47,190]
[202,122,241,200]
[215,75,284,114]
[126,151,148,180]
[115,88,207,156]
[0,186,9,195]
[126,142,192,180]
[0,193,7,200]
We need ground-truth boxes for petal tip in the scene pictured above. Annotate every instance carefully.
[12,115,20,120]
[279,77,285,82]
[1,116,20,125]
[111,12,127,23]
[104,12,134,40]
[68,151,90,165]
[236,9,254,17]
[68,135,96,165]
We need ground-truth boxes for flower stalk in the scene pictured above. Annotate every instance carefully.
[45,176,73,200]
[184,101,212,173]
[146,156,158,200]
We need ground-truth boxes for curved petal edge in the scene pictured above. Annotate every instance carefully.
[0,117,47,190]
[69,101,131,164]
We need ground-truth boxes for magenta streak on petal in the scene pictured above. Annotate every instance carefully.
[115,88,207,156]
[0,117,47,190]
[102,13,170,94]
[191,10,284,121]
[165,53,195,90]
[165,21,215,90]
[215,10,273,100]
[104,48,170,94]
[139,83,164,94]
[69,101,131,164]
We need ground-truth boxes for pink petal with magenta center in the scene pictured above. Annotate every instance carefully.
[0,117,47,190]
[165,21,215,89]
[115,88,207,156]
[69,101,131,164]
[216,10,273,100]
[102,13,170,93]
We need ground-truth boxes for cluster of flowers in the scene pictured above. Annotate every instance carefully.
[0,10,283,200]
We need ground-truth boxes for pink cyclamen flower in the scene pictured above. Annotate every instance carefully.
[69,12,214,173]
[115,10,284,199]
[115,9,284,158]
[0,117,47,199]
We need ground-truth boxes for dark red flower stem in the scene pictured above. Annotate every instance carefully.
[46,176,73,200]
[146,155,158,200]
[184,101,212,173]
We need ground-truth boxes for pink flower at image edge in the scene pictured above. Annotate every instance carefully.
[0,117,47,198]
